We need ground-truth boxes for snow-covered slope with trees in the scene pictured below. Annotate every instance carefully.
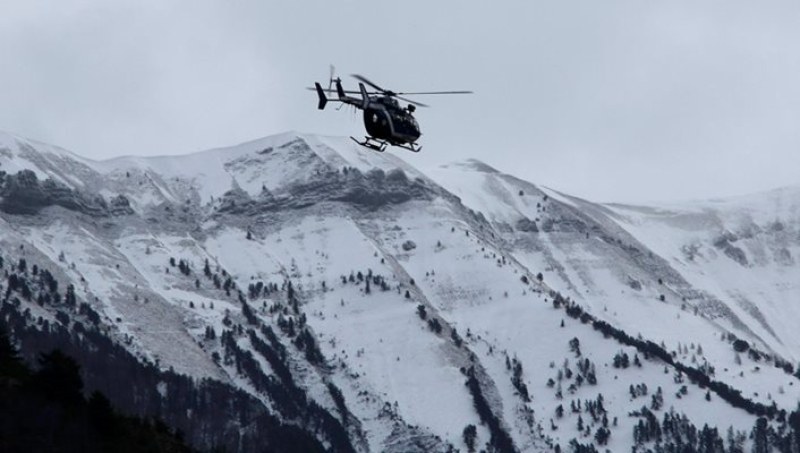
[2,130,800,452]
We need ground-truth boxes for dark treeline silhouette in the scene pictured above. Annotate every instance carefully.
[463,366,518,453]
[0,326,190,453]
[1,298,328,452]
[628,405,800,453]
[220,325,353,452]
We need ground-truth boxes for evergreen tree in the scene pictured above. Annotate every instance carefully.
[594,427,610,445]
[88,391,116,435]
[750,417,769,453]
[33,350,84,406]
[65,284,77,307]
[0,326,26,380]
[463,424,477,453]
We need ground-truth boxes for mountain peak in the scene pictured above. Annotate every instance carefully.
[6,128,800,452]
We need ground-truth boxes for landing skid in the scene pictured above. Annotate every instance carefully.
[350,136,422,153]
[350,136,387,152]
[395,142,422,153]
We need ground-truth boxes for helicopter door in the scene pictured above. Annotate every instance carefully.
[364,108,391,139]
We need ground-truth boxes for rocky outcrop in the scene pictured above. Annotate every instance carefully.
[0,169,109,216]
[515,217,538,233]
[109,194,135,216]
[213,166,433,217]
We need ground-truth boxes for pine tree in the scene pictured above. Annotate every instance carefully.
[462,424,477,453]
[0,327,26,380]
[751,417,769,453]
[65,284,77,307]
[33,350,84,406]
[594,427,610,445]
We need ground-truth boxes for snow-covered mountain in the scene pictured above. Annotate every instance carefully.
[2,130,799,452]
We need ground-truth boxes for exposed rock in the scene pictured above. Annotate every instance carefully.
[723,245,748,266]
[627,278,643,291]
[515,217,538,233]
[541,217,587,233]
[218,187,257,215]
[109,194,135,216]
[0,169,107,216]
[713,234,749,266]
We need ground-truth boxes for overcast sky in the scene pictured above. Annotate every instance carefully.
[2,1,799,203]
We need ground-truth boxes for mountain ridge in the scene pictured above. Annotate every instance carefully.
[2,130,800,452]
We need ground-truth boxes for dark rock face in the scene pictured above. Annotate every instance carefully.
[214,166,432,217]
[218,187,257,215]
[0,169,46,214]
[515,217,539,233]
[713,234,749,266]
[0,169,108,216]
[723,245,748,266]
[109,195,135,216]
[331,168,429,210]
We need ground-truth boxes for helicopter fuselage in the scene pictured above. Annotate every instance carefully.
[363,96,421,146]
[314,76,454,151]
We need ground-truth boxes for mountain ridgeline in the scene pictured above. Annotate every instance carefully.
[2,131,800,452]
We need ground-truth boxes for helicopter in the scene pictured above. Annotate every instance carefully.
[310,69,471,152]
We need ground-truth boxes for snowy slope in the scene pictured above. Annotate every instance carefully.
[2,130,799,452]
[606,191,800,361]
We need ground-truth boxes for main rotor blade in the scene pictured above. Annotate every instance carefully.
[396,96,429,108]
[351,74,385,93]
[306,87,380,95]
[396,91,473,95]
[350,74,471,98]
